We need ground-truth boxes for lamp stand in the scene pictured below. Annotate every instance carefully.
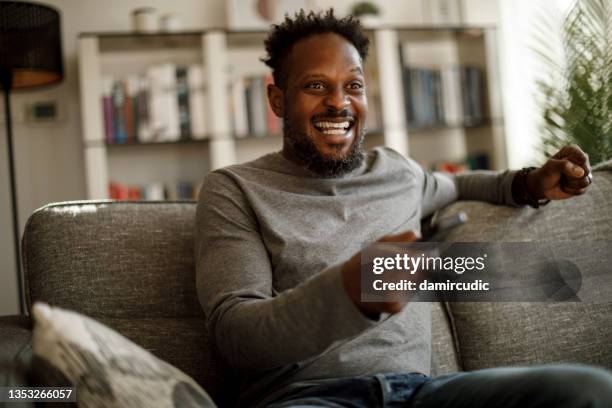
[1,70,25,315]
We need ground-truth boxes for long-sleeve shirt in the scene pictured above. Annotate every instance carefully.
[195,147,517,405]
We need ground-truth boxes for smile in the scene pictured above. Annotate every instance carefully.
[313,120,354,136]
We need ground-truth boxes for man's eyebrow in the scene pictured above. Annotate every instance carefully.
[300,67,364,81]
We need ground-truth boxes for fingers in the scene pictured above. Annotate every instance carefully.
[544,159,584,178]
[553,144,591,173]
[561,185,588,196]
[563,173,592,189]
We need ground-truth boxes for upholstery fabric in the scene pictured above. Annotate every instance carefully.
[430,303,461,376]
[21,201,233,403]
[438,165,612,370]
[31,303,215,407]
[0,315,32,390]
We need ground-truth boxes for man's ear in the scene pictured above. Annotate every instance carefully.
[267,83,284,118]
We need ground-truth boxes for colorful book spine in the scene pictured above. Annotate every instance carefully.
[111,80,127,143]
[176,67,191,140]
[101,77,114,144]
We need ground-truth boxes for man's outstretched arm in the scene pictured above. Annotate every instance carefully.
[421,145,592,216]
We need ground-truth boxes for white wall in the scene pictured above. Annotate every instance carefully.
[0,0,501,315]
[497,0,570,168]
[0,0,228,315]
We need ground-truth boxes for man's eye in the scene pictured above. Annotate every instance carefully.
[305,82,325,89]
[348,82,364,90]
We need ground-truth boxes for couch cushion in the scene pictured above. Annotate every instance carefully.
[430,303,461,376]
[31,302,215,407]
[438,163,612,370]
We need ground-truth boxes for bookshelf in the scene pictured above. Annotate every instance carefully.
[78,26,506,200]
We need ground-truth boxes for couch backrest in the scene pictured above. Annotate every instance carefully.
[436,161,612,371]
[21,200,459,402]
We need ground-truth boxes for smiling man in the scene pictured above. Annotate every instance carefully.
[267,31,368,177]
[195,9,611,408]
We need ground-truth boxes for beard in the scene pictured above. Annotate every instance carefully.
[282,113,366,178]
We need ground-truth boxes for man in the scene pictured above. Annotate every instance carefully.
[196,9,611,407]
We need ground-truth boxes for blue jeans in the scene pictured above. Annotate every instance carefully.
[266,365,612,407]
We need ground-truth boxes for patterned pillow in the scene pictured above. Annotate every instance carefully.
[31,303,216,408]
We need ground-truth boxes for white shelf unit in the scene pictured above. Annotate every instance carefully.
[392,27,506,170]
[78,26,506,200]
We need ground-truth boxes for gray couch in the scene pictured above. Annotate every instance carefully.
[1,161,611,407]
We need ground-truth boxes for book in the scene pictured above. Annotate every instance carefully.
[136,75,155,143]
[441,66,463,126]
[187,65,207,139]
[231,74,249,138]
[111,80,127,143]
[176,66,191,140]
[101,77,114,144]
[247,76,267,136]
[159,63,181,141]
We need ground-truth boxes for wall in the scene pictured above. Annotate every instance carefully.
[0,0,500,315]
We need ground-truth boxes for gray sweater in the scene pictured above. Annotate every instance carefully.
[195,147,517,404]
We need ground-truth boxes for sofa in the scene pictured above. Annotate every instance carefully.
[1,160,611,407]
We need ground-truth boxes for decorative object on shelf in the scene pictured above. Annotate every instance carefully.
[425,0,462,26]
[0,1,64,313]
[160,13,182,33]
[132,7,159,33]
[350,1,382,28]
[226,0,312,30]
[536,0,612,165]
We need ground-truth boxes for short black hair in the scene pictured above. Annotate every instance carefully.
[263,8,370,88]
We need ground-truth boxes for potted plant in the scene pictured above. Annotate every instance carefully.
[351,1,381,28]
[536,0,612,165]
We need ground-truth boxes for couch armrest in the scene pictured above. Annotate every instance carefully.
[0,315,33,387]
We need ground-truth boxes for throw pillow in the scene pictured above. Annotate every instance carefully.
[31,302,216,408]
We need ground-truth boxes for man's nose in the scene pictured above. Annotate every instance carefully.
[324,86,349,110]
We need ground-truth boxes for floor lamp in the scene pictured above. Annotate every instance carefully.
[0,2,63,314]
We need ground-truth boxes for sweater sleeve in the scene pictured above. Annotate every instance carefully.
[195,171,379,373]
[406,158,519,217]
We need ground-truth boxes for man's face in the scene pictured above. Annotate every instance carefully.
[275,33,368,177]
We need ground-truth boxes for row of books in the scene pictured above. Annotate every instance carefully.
[401,65,485,128]
[109,181,200,200]
[230,74,281,138]
[433,153,491,173]
[102,64,207,144]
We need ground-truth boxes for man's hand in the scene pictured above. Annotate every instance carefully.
[527,145,593,201]
[341,231,419,319]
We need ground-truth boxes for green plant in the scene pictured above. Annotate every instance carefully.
[536,0,612,165]
[351,1,380,17]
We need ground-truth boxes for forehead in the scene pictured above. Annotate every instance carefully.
[285,33,363,82]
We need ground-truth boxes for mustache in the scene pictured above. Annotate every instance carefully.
[313,109,354,120]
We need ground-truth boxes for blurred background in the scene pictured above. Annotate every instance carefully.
[0,0,588,314]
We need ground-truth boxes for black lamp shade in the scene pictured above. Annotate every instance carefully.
[0,1,63,89]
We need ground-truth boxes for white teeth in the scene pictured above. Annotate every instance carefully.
[314,121,350,129]
[321,129,348,135]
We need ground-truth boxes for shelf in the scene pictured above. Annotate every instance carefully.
[79,25,506,199]
[408,118,503,133]
[80,25,496,38]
